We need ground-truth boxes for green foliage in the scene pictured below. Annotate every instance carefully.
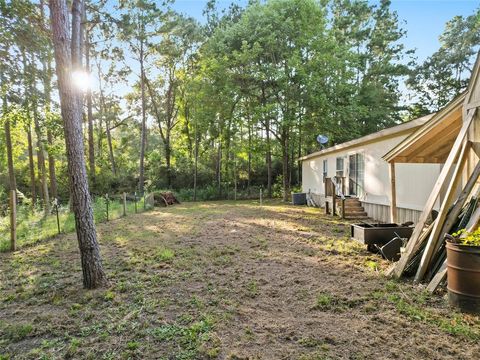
[156,248,175,262]
[407,8,480,112]
[451,228,480,246]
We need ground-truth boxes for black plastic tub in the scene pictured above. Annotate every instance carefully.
[351,223,413,246]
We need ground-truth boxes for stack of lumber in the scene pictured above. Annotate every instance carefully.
[389,108,480,292]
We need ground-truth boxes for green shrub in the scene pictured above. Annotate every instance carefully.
[451,228,480,246]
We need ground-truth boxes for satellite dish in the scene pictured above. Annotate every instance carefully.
[317,134,329,145]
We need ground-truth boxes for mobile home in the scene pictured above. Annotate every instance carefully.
[300,114,443,223]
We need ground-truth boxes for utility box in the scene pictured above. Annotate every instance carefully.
[292,192,307,205]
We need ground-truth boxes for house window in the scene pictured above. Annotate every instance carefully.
[336,157,344,177]
[322,159,328,181]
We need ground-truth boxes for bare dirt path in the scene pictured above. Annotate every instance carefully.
[1,200,479,359]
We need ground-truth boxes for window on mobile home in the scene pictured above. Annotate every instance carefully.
[322,159,328,181]
[336,157,344,177]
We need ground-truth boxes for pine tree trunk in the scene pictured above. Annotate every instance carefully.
[21,50,36,207]
[41,0,58,201]
[27,124,36,207]
[282,130,290,202]
[50,0,107,289]
[106,119,116,175]
[47,129,58,200]
[4,118,16,192]
[262,87,272,198]
[265,118,272,198]
[33,106,50,215]
[138,38,147,194]
[290,138,294,187]
[85,28,95,185]
[165,137,172,187]
[247,120,252,188]
[298,114,302,185]
[217,143,222,197]
[193,120,198,201]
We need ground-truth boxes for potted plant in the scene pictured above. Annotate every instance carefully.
[446,229,480,314]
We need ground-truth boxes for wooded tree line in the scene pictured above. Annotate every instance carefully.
[1,0,479,206]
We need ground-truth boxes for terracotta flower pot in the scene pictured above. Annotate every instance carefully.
[446,241,480,314]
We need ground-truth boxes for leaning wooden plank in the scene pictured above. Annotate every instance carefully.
[427,202,480,292]
[414,140,471,282]
[385,222,435,277]
[464,205,480,233]
[427,260,447,293]
[391,109,476,278]
[431,165,480,257]
[412,221,435,255]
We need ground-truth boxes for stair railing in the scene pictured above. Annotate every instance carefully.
[332,176,345,200]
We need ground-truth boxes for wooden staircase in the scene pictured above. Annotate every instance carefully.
[336,198,369,220]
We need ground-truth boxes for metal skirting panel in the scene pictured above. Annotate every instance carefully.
[311,193,325,207]
[306,193,326,207]
[361,202,422,224]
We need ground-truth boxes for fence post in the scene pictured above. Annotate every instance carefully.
[331,183,336,216]
[54,198,61,234]
[143,192,146,210]
[134,192,138,213]
[260,188,263,206]
[341,198,345,220]
[9,190,16,252]
[123,192,127,217]
[105,193,109,221]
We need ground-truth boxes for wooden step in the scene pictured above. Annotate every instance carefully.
[336,200,362,206]
[337,198,368,219]
[342,205,364,210]
[345,209,367,214]
[345,213,369,219]
[345,211,368,217]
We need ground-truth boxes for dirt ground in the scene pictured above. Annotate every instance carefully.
[1,200,480,359]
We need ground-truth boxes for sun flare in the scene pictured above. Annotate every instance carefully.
[71,70,92,92]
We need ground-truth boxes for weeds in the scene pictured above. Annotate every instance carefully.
[313,292,367,312]
[156,248,175,262]
[150,317,215,359]
[246,280,258,298]
[1,323,33,342]
[374,281,480,341]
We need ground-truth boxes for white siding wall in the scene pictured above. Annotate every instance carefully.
[302,134,442,223]
[362,202,422,224]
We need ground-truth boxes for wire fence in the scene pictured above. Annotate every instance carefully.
[0,191,155,253]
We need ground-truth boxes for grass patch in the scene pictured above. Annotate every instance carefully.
[150,317,215,359]
[372,281,480,341]
[1,323,34,342]
[156,248,175,262]
[313,292,366,312]
[246,280,258,298]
